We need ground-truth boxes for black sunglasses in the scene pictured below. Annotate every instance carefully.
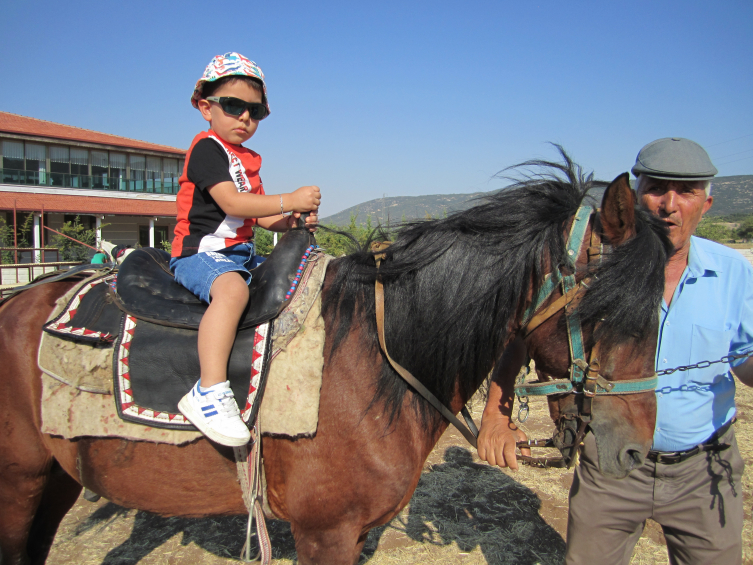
[205,96,269,120]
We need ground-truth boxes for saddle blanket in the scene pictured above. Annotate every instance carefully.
[39,256,331,444]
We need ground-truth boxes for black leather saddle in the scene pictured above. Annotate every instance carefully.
[42,227,318,430]
[114,228,316,330]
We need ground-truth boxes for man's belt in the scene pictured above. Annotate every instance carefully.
[647,418,734,465]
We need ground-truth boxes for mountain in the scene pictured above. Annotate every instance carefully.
[321,175,753,226]
[704,175,753,217]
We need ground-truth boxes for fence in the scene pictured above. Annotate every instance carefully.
[0,247,81,297]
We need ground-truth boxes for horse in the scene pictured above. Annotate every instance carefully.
[98,239,134,264]
[0,152,671,565]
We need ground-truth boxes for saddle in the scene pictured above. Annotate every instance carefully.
[42,228,321,430]
[115,228,316,330]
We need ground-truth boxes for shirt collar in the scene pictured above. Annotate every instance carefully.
[687,236,723,278]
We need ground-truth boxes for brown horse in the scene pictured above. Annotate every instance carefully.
[0,153,671,565]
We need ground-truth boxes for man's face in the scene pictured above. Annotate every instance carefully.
[637,177,713,252]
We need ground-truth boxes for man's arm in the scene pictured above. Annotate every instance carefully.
[732,356,753,387]
[477,337,530,470]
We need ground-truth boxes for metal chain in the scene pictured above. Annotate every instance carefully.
[656,350,753,376]
[515,362,531,422]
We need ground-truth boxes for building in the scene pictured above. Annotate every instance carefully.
[0,111,185,257]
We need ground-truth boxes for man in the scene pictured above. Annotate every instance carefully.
[478,138,753,564]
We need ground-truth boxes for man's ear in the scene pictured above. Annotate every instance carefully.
[600,172,637,246]
[702,195,713,216]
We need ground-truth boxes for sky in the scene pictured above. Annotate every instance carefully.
[2,0,752,217]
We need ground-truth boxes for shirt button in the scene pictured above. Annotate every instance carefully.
[665,321,670,326]
[663,359,668,363]
[658,393,663,398]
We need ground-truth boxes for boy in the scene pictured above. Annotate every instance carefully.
[171,53,320,446]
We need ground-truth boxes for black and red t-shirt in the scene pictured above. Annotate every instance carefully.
[171,130,265,257]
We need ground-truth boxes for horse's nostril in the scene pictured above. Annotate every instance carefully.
[624,448,645,469]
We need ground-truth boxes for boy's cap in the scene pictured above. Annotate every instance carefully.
[191,52,270,115]
[631,137,717,181]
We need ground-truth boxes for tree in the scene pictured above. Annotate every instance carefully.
[694,218,734,243]
[51,217,98,262]
[0,217,13,264]
[736,216,753,242]
[254,228,274,256]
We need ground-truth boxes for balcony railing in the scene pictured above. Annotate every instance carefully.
[0,168,179,195]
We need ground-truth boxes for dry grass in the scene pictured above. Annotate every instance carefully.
[48,384,752,565]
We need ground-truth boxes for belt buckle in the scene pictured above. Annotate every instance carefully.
[655,452,679,464]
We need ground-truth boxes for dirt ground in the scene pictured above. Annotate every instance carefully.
[48,381,753,565]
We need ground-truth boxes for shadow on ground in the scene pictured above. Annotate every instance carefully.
[74,503,297,564]
[73,446,563,564]
[361,446,565,565]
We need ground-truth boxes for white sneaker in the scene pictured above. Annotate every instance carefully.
[178,381,251,446]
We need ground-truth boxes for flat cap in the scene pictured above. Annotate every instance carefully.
[631,137,718,181]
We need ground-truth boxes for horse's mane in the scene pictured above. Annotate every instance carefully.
[321,147,671,426]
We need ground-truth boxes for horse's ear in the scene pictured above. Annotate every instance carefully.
[600,172,637,245]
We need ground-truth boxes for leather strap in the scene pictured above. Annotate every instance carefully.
[372,242,479,448]
[522,282,585,338]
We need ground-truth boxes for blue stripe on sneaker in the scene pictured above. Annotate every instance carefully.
[203,410,218,417]
[201,405,215,412]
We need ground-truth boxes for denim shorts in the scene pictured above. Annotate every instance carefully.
[169,242,265,303]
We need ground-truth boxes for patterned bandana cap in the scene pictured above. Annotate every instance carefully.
[191,52,270,115]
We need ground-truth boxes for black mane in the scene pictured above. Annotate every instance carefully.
[321,148,671,426]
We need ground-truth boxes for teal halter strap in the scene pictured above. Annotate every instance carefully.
[516,204,658,399]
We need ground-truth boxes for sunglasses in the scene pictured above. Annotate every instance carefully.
[205,96,269,120]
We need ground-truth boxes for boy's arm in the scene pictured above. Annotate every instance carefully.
[209,182,320,219]
[257,211,319,232]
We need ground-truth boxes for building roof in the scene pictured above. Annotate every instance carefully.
[0,191,177,217]
[0,111,186,156]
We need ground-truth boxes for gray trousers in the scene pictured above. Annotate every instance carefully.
[565,425,744,565]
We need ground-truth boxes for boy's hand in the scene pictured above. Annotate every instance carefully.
[289,185,321,212]
[288,211,319,232]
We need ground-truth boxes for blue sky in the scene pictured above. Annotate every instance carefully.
[2,1,751,217]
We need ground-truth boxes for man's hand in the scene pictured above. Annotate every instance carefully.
[477,413,530,471]
[476,337,530,471]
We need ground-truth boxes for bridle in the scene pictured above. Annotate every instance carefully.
[371,203,658,467]
[514,204,658,468]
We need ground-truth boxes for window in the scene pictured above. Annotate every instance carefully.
[2,140,24,183]
[139,225,168,248]
[70,148,89,188]
[110,153,126,190]
[146,156,161,192]
[64,214,95,231]
[91,151,108,188]
[163,158,178,192]
[130,155,145,191]
[50,146,70,186]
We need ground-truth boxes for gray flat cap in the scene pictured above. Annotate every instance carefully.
[631,137,718,181]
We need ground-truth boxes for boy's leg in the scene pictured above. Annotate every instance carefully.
[172,251,253,446]
[198,271,250,387]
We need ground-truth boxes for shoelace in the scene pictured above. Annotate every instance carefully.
[211,389,241,417]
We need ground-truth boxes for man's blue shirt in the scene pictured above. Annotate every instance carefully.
[653,236,753,452]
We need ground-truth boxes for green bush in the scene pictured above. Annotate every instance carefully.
[51,217,98,262]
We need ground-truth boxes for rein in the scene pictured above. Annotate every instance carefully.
[371,204,659,468]
[372,241,480,447]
